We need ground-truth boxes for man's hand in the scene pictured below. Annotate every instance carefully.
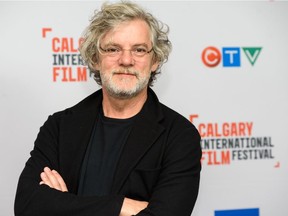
[39,167,68,192]
[40,167,147,216]
[120,198,148,216]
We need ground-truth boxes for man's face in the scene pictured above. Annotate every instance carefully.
[95,19,159,99]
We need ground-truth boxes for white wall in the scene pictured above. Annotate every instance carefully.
[1,1,287,215]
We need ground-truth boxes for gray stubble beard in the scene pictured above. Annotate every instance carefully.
[100,69,150,100]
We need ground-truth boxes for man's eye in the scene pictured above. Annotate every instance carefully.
[105,47,119,53]
[134,48,147,53]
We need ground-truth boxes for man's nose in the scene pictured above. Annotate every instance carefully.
[118,50,134,66]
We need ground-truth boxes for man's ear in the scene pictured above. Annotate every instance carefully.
[151,61,159,73]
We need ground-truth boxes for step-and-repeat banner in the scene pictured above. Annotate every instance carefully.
[1,1,287,216]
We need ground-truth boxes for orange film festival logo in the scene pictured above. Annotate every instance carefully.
[189,114,279,167]
[42,27,90,82]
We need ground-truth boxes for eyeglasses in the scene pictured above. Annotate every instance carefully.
[99,45,154,58]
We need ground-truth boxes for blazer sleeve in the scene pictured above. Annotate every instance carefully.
[14,114,124,216]
[137,122,202,216]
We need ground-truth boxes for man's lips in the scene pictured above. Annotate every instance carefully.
[114,72,137,77]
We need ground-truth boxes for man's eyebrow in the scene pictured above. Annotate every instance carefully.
[102,42,149,48]
[132,43,149,48]
[102,42,119,47]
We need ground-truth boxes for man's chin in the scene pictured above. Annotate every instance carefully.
[106,86,144,100]
[110,91,137,99]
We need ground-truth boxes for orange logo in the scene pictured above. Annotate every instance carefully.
[202,46,221,67]
[189,114,276,166]
[42,27,89,82]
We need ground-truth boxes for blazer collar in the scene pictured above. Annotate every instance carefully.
[60,90,103,192]
[61,88,164,193]
[111,88,165,192]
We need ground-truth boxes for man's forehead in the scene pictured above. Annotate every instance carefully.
[101,19,152,45]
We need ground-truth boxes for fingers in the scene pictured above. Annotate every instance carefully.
[40,167,68,192]
[120,198,148,216]
[50,169,68,192]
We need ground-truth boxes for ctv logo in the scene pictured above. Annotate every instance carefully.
[202,46,262,67]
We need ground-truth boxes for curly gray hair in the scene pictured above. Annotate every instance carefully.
[79,1,172,86]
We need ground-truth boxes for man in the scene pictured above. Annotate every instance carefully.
[15,1,202,216]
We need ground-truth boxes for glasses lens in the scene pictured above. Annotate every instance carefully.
[100,46,153,58]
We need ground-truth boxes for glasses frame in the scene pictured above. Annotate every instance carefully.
[99,45,154,58]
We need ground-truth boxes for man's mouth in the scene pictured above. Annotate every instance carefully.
[113,70,138,78]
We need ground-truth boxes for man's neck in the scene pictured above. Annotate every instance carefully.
[102,88,148,119]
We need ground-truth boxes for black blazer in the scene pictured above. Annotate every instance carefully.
[15,88,202,216]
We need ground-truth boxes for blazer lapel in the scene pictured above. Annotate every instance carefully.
[111,89,165,193]
[59,91,102,193]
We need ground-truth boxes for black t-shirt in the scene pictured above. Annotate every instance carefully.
[77,108,136,196]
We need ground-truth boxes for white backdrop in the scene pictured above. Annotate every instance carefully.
[1,1,288,216]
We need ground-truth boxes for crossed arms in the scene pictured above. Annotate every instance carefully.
[40,167,147,216]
